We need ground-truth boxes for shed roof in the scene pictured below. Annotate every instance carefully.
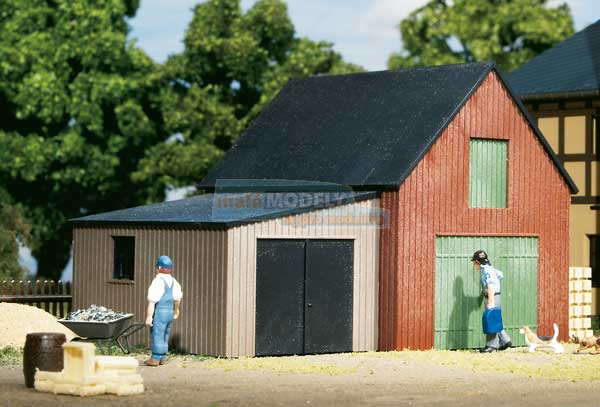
[509,20,600,100]
[199,62,576,193]
[72,190,379,227]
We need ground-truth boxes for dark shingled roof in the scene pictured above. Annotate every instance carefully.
[200,62,577,193]
[72,190,379,226]
[200,62,492,190]
[509,20,600,99]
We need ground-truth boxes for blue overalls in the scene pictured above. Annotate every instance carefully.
[480,264,511,349]
[151,277,174,361]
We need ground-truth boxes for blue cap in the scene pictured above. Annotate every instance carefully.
[156,255,173,269]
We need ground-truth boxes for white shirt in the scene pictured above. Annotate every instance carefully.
[147,274,183,303]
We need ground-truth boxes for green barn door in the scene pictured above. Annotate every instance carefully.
[435,236,538,349]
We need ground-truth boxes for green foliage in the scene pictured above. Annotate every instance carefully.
[0,189,31,280]
[95,342,148,356]
[388,0,575,72]
[0,346,22,366]
[132,0,362,198]
[0,0,168,279]
[0,0,361,279]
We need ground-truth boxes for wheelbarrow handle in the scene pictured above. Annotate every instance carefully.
[118,323,147,338]
[115,323,147,354]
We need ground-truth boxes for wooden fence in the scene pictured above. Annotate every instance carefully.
[0,280,72,318]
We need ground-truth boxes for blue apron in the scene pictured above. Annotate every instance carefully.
[151,277,174,360]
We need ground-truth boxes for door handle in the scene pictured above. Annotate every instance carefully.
[307,303,313,307]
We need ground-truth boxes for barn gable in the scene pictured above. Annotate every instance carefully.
[378,70,572,351]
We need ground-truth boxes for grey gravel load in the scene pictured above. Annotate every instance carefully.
[64,304,128,322]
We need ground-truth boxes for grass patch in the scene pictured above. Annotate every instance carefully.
[95,342,148,356]
[94,343,214,364]
[356,346,600,382]
[0,347,22,366]
[178,354,214,362]
[203,356,358,376]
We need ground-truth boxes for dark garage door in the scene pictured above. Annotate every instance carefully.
[256,239,353,356]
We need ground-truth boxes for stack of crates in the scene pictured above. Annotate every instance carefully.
[569,267,593,338]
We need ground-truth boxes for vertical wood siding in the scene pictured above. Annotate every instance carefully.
[225,198,380,357]
[434,236,538,349]
[72,226,228,356]
[379,71,571,350]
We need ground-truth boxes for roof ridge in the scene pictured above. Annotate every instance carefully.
[288,61,495,83]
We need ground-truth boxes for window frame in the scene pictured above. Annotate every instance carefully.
[112,236,135,281]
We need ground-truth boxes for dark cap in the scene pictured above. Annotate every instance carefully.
[471,250,489,264]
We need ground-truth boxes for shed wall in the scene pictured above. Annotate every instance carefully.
[72,226,228,356]
[225,198,380,357]
[379,71,571,350]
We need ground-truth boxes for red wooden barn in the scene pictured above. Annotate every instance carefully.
[75,62,577,355]
[199,61,577,350]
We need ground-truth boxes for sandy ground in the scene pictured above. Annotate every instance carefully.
[3,348,600,406]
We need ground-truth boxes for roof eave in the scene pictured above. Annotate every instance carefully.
[520,89,600,102]
[70,191,381,227]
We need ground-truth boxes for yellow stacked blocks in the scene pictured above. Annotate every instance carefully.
[569,267,593,338]
[34,342,144,397]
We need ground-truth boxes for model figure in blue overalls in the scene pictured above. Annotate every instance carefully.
[144,255,183,366]
[471,250,512,353]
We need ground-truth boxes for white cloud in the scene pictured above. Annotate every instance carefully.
[274,0,427,70]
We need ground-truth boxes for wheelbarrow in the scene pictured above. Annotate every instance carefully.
[58,314,146,354]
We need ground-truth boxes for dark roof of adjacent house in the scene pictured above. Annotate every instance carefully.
[71,190,379,227]
[199,61,577,193]
[509,20,600,100]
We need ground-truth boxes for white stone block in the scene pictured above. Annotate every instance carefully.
[569,268,577,279]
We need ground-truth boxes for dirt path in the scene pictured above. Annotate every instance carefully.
[3,350,600,406]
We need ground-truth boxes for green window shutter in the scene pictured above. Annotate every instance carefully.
[469,139,508,208]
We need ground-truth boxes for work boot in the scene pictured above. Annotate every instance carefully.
[499,341,512,351]
[159,358,168,365]
[143,358,160,366]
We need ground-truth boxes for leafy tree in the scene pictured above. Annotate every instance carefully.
[0,0,360,280]
[132,0,362,198]
[388,0,575,72]
[0,0,167,280]
[0,188,31,281]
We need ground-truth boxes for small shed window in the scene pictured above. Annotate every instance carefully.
[113,236,135,280]
[469,138,507,208]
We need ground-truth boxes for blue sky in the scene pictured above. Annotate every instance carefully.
[128,0,600,72]
[19,0,600,280]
